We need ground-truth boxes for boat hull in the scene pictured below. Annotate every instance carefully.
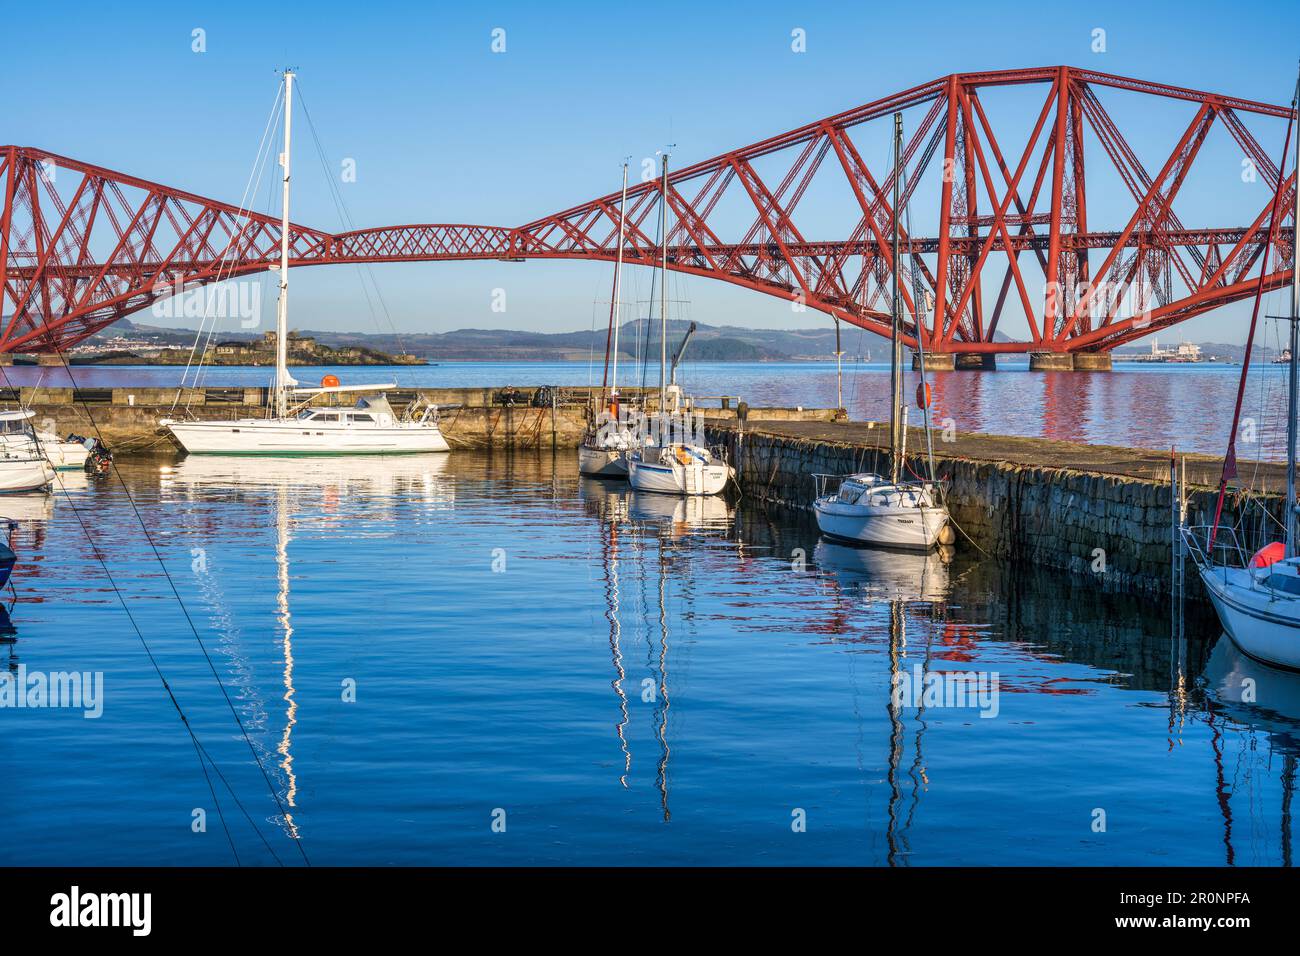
[578,445,628,478]
[1200,565,1300,671]
[627,458,731,496]
[0,434,89,470]
[0,458,55,493]
[0,543,14,589]
[813,496,947,550]
[41,439,90,470]
[162,419,451,455]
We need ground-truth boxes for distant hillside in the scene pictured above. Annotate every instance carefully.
[86,317,878,362]
[85,317,1265,364]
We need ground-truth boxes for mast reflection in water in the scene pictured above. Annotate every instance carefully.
[0,451,1295,866]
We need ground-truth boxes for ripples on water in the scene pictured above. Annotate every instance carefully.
[12,360,1296,459]
[0,452,1296,866]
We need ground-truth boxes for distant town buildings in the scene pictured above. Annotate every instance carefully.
[65,328,422,366]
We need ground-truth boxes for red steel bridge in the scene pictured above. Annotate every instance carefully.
[1,65,1295,364]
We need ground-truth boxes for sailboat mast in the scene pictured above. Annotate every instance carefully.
[1287,68,1300,557]
[889,112,904,485]
[274,70,295,420]
[658,153,670,416]
[610,162,629,404]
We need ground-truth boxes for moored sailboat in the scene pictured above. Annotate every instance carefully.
[812,112,951,551]
[0,445,54,494]
[1184,69,1300,671]
[0,411,91,470]
[160,71,449,457]
[580,161,634,478]
[626,152,734,497]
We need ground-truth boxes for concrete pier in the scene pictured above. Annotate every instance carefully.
[910,352,956,372]
[1028,351,1075,371]
[955,353,997,371]
[908,352,1005,371]
[1073,352,1113,372]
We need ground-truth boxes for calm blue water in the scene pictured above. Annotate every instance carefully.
[6,360,1294,458]
[0,452,1296,866]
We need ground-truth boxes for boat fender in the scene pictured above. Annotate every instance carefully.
[1249,541,1285,570]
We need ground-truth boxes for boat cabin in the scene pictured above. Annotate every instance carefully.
[835,473,932,509]
[0,410,37,437]
[296,395,397,427]
[1252,553,1300,597]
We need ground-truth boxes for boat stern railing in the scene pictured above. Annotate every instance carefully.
[812,473,849,498]
[1181,523,1251,572]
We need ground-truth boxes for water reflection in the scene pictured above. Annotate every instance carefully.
[582,464,1300,862]
[156,453,453,846]
[814,539,950,603]
[12,448,1300,864]
[1202,638,1300,867]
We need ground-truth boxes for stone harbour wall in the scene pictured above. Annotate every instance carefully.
[713,427,1282,598]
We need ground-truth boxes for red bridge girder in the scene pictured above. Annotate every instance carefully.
[1,65,1295,355]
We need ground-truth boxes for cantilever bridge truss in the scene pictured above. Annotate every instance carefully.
[1,65,1295,356]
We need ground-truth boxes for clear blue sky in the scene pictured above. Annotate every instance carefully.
[5,0,1299,344]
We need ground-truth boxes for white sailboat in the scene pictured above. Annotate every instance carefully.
[579,161,633,478]
[0,418,55,493]
[1185,74,1300,671]
[626,152,734,497]
[161,71,449,457]
[0,410,90,470]
[812,112,950,551]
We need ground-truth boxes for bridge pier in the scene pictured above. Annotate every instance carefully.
[954,354,997,371]
[1028,352,1075,372]
[37,353,64,367]
[910,352,956,372]
[0,353,12,367]
[1073,352,1113,372]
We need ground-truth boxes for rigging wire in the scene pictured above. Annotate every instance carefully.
[640,180,665,395]
[16,226,314,863]
[191,136,282,399]
[0,375,276,865]
[297,84,413,359]
[900,147,938,486]
[25,354,309,862]
[174,86,285,410]
[1209,97,1296,550]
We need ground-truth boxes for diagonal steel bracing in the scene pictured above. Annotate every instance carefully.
[1,66,1293,355]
